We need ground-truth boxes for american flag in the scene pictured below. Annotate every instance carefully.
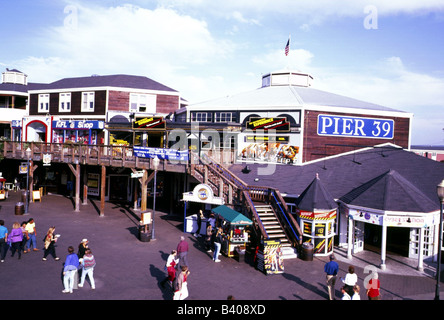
[285,37,290,56]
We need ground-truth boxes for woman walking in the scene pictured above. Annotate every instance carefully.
[62,246,79,293]
[78,249,96,289]
[42,226,60,261]
[9,222,24,259]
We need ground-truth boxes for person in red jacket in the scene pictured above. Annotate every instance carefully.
[366,272,381,300]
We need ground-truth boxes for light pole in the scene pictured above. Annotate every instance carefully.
[152,156,160,241]
[24,147,31,214]
[435,179,444,300]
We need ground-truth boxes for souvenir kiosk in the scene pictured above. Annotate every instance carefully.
[295,174,338,257]
[211,205,252,259]
[182,184,224,234]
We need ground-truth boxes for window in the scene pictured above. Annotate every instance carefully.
[38,94,50,113]
[81,92,95,112]
[130,93,156,113]
[59,93,71,112]
[215,112,237,123]
[191,112,212,122]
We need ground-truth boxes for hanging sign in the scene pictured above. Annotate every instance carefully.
[133,146,189,161]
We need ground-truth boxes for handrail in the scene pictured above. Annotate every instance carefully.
[242,190,269,239]
[270,190,301,244]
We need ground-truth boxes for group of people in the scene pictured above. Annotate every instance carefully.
[161,236,191,300]
[196,210,224,263]
[324,254,381,300]
[0,218,42,262]
[62,239,97,293]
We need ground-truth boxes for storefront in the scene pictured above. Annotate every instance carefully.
[51,119,105,144]
[211,205,252,259]
[298,209,336,256]
[23,116,52,143]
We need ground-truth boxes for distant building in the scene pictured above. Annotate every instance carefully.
[410,145,444,162]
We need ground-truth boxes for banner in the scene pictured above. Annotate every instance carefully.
[133,146,189,161]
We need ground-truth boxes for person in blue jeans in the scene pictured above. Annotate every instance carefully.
[212,227,223,263]
[25,218,38,253]
[0,220,8,262]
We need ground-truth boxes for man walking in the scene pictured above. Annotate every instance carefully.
[324,254,339,300]
[176,236,189,269]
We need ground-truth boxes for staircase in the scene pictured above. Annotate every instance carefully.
[255,204,298,259]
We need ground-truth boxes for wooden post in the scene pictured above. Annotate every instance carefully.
[141,169,148,212]
[68,163,81,212]
[100,165,106,217]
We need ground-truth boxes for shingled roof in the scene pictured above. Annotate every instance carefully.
[32,74,178,92]
[295,174,337,211]
[339,169,437,212]
[230,144,444,212]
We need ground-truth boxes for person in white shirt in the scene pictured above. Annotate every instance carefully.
[342,265,358,296]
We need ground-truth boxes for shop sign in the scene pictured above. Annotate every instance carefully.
[246,117,290,132]
[133,117,166,129]
[383,215,428,228]
[317,114,394,139]
[43,154,51,166]
[182,183,224,205]
[131,171,144,179]
[349,209,382,225]
[52,120,104,130]
[297,209,337,220]
[87,173,100,196]
[19,163,28,174]
[133,146,189,161]
[261,240,284,274]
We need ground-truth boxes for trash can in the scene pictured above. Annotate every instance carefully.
[139,225,151,242]
[301,242,314,261]
[21,190,29,204]
[235,247,246,263]
[15,202,24,215]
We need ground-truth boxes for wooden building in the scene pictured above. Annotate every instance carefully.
[178,70,412,164]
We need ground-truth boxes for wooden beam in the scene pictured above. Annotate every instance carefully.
[100,165,106,216]
[68,163,81,211]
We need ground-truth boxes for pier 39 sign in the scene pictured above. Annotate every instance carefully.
[317,114,394,139]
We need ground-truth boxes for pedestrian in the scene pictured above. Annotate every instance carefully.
[205,224,213,252]
[24,218,38,253]
[352,284,361,300]
[78,239,89,259]
[342,265,358,297]
[8,222,24,259]
[62,246,79,293]
[78,249,96,290]
[176,236,189,269]
[340,286,351,300]
[366,271,381,300]
[173,265,190,300]
[161,250,179,287]
[194,209,204,237]
[324,254,339,300]
[0,220,8,262]
[212,227,223,263]
[20,221,28,254]
[42,226,60,261]
[208,213,216,229]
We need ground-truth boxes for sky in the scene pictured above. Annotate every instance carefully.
[1,0,444,145]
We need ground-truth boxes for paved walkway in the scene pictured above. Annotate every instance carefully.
[0,191,443,301]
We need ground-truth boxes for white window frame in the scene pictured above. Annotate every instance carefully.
[38,94,50,113]
[215,112,235,123]
[59,93,71,112]
[130,93,156,113]
[192,112,212,122]
[81,92,95,112]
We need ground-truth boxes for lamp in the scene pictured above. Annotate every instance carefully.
[435,179,444,300]
[25,147,31,214]
[152,156,160,241]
